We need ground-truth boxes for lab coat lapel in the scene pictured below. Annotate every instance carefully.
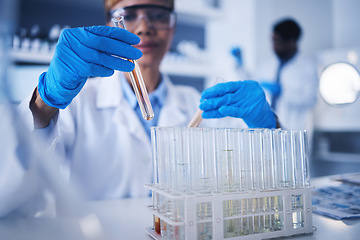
[114,101,148,144]
[95,72,149,147]
[158,76,188,126]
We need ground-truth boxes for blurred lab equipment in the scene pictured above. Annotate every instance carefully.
[312,50,360,175]
[112,16,154,120]
[37,26,142,109]
[177,40,209,64]
[319,62,360,105]
[231,46,243,67]
[230,46,248,81]
[148,127,313,239]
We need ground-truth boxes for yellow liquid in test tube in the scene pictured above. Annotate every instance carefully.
[112,17,154,120]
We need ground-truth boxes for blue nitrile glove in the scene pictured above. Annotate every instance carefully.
[199,80,276,128]
[38,26,142,109]
[260,82,281,97]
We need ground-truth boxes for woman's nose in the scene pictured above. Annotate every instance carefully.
[133,16,155,36]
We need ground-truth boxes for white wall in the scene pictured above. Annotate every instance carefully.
[207,0,257,82]
[333,0,360,48]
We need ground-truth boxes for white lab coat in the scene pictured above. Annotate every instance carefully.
[19,72,246,200]
[255,52,318,131]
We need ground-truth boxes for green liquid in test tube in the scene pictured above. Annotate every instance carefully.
[112,16,154,120]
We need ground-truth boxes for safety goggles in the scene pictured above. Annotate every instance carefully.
[109,4,176,31]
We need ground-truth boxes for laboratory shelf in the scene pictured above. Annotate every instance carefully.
[10,50,53,64]
[10,50,213,78]
[160,61,214,78]
[10,2,223,86]
[175,3,222,25]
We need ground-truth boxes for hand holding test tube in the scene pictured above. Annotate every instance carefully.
[112,16,154,120]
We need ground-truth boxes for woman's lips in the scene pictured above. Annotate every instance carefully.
[136,42,158,53]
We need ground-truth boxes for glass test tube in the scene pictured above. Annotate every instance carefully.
[245,129,259,190]
[187,77,224,127]
[261,129,274,189]
[168,128,177,193]
[301,130,311,186]
[272,129,285,189]
[151,127,159,186]
[153,127,167,190]
[239,129,251,191]
[187,109,203,127]
[216,128,239,192]
[112,17,154,120]
[283,130,294,188]
[291,130,302,187]
[288,129,311,188]
[174,127,191,194]
[251,129,265,190]
[189,128,214,193]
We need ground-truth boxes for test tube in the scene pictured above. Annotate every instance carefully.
[272,129,285,188]
[216,128,239,192]
[282,130,294,188]
[251,129,265,190]
[189,128,214,193]
[151,127,159,186]
[153,127,167,189]
[291,130,303,187]
[187,77,224,127]
[112,17,154,120]
[262,129,275,189]
[187,109,203,127]
[239,129,251,191]
[300,130,311,186]
[174,127,191,193]
[168,128,177,193]
[245,129,263,190]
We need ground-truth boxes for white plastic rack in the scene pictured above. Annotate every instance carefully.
[146,185,313,240]
[146,127,314,240]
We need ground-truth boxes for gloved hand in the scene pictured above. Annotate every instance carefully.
[38,26,142,109]
[260,81,281,97]
[199,81,276,128]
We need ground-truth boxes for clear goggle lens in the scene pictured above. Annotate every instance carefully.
[111,6,175,30]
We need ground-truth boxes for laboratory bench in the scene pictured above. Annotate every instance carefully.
[0,175,359,240]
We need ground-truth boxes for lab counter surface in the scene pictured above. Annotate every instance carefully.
[0,175,359,240]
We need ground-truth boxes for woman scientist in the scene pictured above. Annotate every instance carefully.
[19,0,278,200]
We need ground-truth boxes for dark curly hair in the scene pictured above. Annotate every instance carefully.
[273,18,302,42]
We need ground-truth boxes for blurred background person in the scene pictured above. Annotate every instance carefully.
[255,18,318,133]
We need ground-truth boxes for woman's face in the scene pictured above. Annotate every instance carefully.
[109,0,174,70]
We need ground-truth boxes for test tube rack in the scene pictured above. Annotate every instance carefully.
[147,127,314,240]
